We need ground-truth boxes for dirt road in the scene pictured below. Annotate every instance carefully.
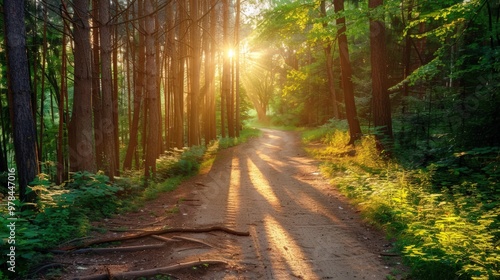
[182,129,392,279]
[60,129,397,279]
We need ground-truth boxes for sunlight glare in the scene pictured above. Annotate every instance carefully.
[247,158,281,209]
[263,214,318,279]
[225,156,242,225]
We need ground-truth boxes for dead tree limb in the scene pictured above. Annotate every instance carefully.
[67,243,168,254]
[150,235,179,242]
[72,260,228,280]
[60,226,249,251]
[172,235,215,248]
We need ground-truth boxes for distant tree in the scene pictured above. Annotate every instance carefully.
[4,0,39,201]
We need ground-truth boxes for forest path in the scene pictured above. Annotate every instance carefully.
[58,129,400,279]
[181,129,392,279]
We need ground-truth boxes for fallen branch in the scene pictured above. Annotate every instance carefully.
[172,235,215,248]
[60,226,249,251]
[108,228,146,232]
[72,259,228,280]
[151,235,179,242]
[65,243,168,254]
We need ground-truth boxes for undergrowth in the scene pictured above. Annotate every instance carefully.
[0,128,260,278]
[303,121,499,280]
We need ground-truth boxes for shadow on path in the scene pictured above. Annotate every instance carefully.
[190,129,390,279]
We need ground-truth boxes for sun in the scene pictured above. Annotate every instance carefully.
[227,49,235,58]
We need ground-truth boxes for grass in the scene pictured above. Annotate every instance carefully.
[302,125,500,280]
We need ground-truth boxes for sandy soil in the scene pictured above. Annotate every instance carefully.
[51,129,404,280]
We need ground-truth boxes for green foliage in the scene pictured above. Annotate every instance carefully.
[156,146,206,180]
[0,172,123,275]
[303,119,350,157]
[305,127,500,280]
[143,177,183,201]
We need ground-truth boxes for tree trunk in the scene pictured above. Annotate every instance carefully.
[165,1,174,149]
[68,0,96,172]
[144,0,160,178]
[4,0,39,201]
[222,0,231,138]
[112,18,120,175]
[92,0,103,171]
[99,0,117,179]
[189,0,201,146]
[402,0,414,114]
[174,1,186,148]
[369,0,393,151]
[334,0,362,144]
[123,1,143,170]
[235,0,241,137]
[321,1,340,119]
[208,0,218,141]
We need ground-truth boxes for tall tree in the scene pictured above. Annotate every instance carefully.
[174,1,186,148]
[189,0,201,146]
[334,0,362,144]
[320,0,340,119]
[91,0,103,170]
[67,0,96,172]
[98,0,117,179]
[369,0,393,151]
[57,23,68,184]
[4,0,39,201]
[123,0,144,170]
[206,0,218,142]
[144,0,160,177]
[234,0,241,137]
[221,0,231,137]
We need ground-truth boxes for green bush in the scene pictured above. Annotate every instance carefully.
[0,172,122,276]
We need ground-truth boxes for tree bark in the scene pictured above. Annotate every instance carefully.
[144,0,160,178]
[4,0,39,201]
[123,1,144,170]
[321,1,340,119]
[99,0,117,179]
[189,0,201,146]
[174,1,187,148]
[369,0,393,151]
[334,0,362,144]
[68,0,96,172]
[91,0,103,171]
[235,0,241,137]
[221,0,231,138]
[207,0,218,142]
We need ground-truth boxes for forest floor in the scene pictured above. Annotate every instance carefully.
[53,129,407,280]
